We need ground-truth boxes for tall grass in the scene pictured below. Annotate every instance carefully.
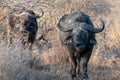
[0,0,120,80]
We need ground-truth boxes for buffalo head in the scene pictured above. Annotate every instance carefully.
[72,24,89,51]
[7,10,43,32]
[57,14,105,52]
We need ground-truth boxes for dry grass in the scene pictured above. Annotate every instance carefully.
[0,0,120,80]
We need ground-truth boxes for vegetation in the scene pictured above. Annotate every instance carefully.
[0,0,120,80]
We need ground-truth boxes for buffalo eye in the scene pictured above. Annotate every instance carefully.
[75,18,80,22]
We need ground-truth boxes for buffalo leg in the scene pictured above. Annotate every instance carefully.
[28,42,33,50]
[7,28,12,46]
[82,51,92,80]
[76,54,81,77]
[82,58,89,80]
[69,52,77,80]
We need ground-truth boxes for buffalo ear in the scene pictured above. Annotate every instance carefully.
[7,14,17,29]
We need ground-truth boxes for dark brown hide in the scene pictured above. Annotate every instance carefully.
[7,10,41,49]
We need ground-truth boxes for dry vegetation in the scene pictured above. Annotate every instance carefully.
[0,0,120,80]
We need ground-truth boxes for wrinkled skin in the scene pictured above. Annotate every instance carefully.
[57,11,105,80]
[7,10,42,49]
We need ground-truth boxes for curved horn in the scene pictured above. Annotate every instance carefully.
[39,8,44,18]
[27,13,40,18]
[57,14,77,32]
[82,20,105,33]
[25,9,44,18]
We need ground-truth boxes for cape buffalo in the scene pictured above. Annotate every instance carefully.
[57,12,105,80]
[7,10,44,49]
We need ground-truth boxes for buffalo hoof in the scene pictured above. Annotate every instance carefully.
[83,78,89,80]
[71,77,77,80]
[77,73,82,78]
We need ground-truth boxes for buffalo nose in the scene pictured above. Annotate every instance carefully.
[74,42,85,47]
[75,42,81,46]
[74,43,80,46]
